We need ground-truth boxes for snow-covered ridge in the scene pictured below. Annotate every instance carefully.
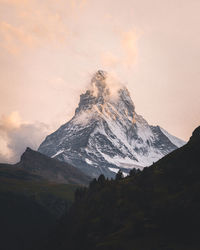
[38,70,186,178]
[159,127,185,148]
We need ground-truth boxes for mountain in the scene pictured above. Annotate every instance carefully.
[14,147,91,185]
[38,70,185,178]
[46,126,200,250]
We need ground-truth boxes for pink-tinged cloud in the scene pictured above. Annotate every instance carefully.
[121,30,139,67]
[0,0,27,4]
[101,29,140,69]
[0,0,78,54]
[0,112,49,163]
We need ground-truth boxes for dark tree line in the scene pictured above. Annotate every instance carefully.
[44,127,200,250]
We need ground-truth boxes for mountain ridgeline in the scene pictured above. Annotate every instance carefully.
[38,70,185,178]
[15,147,91,185]
[46,126,200,250]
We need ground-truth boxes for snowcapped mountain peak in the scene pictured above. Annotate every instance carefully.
[89,70,128,101]
[91,70,107,83]
[91,70,108,98]
[75,70,135,123]
[38,71,186,178]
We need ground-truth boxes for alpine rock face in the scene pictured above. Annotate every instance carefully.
[38,70,185,178]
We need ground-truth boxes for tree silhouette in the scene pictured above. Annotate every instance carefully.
[115,170,123,180]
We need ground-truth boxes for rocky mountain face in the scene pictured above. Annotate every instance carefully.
[38,70,185,178]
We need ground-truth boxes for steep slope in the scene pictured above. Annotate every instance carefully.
[15,147,91,185]
[47,126,200,250]
[39,70,185,178]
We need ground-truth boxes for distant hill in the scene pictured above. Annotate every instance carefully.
[47,126,200,250]
[15,147,91,185]
[0,166,78,250]
[0,148,91,250]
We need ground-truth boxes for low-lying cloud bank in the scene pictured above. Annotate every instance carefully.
[0,111,49,163]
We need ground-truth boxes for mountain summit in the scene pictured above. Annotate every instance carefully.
[38,70,185,178]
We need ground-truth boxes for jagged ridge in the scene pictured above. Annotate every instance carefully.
[38,70,185,178]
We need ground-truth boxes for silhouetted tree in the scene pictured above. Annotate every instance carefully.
[89,178,98,189]
[115,170,123,180]
[129,169,137,177]
[98,174,106,184]
[75,187,87,201]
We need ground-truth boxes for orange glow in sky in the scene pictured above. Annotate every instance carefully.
[0,0,200,162]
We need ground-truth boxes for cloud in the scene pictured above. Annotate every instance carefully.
[0,0,79,54]
[69,0,88,10]
[0,111,49,163]
[0,22,35,54]
[101,29,140,70]
[0,11,68,54]
[0,0,27,4]
[121,30,139,67]
[0,111,21,131]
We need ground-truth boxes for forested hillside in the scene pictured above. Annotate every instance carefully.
[46,126,200,250]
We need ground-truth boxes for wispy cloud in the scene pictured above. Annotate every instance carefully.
[0,0,89,54]
[121,30,140,67]
[101,29,140,70]
[0,0,27,4]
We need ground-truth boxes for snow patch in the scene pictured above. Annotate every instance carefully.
[109,167,119,174]
[52,149,64,158]
[85,158,93,165]
[123,172,128,177]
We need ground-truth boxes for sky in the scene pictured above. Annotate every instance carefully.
[0,0,200,163]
